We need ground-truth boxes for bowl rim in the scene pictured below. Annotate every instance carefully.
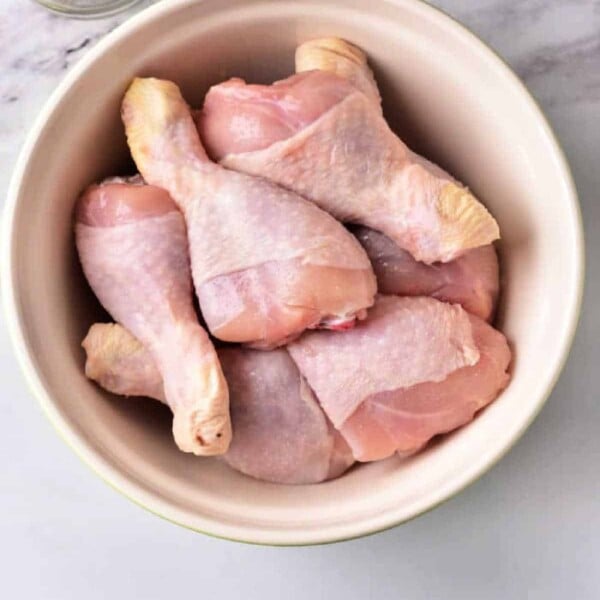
[1,0,585,546]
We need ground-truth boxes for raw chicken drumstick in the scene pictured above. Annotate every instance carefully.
[354,226,499,321]
[288,296,511,461]
[122,78,376,348]
[75,178,230,455]
[199,38,500,264]
[299,40,500,322]
[83,323,354,484]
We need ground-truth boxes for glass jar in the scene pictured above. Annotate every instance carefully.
[33,0,143,18]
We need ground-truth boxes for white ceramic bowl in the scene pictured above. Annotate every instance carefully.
[2,0,583,545]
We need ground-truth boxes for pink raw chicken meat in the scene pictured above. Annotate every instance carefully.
[75,178,230,456]
[198,37,500,264]
[354,226,499,321]
[288,296,511,462]
[122,77,376,349]
[82,323,354,484]
[341,314,511,460]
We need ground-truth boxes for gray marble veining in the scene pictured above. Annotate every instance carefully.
[0,0,153,194]
[0,1,599,599]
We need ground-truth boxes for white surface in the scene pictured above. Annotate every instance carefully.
[0,0,597,597]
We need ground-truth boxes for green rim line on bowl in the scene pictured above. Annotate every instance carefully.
[2,0,584,546]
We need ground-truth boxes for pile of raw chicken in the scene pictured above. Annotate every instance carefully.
[76,38,511,485]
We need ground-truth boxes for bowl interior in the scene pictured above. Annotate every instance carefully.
[6,0,581,544]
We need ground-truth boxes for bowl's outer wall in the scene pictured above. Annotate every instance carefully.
[3,0,582,545]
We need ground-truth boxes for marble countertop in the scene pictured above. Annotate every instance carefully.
[1,1,598,599]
